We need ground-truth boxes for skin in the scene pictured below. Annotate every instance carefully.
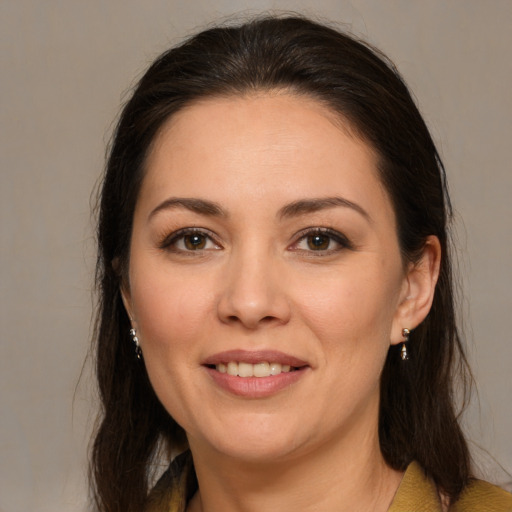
[122,92,441,512]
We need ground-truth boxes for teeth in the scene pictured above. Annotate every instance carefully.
[269,363,281,375]
[227,362,238,376]
[238,362,253,377]
[218,361,294,377]
[254,362,270,377]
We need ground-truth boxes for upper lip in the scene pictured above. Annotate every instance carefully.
[202,349,309,367]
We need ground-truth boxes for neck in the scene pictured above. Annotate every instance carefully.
[187,422,403,512]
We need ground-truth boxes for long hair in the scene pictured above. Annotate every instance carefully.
[92,16,472,512]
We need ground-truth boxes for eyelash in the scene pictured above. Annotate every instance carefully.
[158,227,353,255]
[291,227,353,254]
[158,228,221,253]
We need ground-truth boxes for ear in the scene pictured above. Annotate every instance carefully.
[120,280,136,328]
[390,235,441,345]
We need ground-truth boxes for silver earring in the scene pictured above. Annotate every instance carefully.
[401,328,410,361]
[129,328,142,360]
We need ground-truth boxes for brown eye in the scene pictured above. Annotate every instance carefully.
[307,234,331,250]
[184,233,207,250]
[161,229,221,253]
[291,228,352,254]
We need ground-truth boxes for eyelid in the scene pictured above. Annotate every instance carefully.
[158,227,222,251]
[157,226,352,254]
[289,227,354,252]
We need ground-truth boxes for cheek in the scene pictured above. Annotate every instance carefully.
[128,268,217,425]
[294,262,402,356]
[130,265,215,358]
[282,267,402,430]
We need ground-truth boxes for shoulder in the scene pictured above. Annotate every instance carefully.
[389,462,512,512]
[145,451,196,512]
[450,479,512,512]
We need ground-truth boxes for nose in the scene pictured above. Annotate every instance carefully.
[216,247,291,329]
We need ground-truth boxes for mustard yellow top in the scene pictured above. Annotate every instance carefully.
[145,451,512,512]
[388,460,512,511]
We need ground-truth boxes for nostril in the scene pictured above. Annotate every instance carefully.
[217,287,291,328]
[224,314,280,328]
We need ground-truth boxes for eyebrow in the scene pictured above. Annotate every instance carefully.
[278,196,371,222]
[148,195,371,223]
[148,197,227,221]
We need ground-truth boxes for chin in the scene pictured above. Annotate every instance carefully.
[213,438,303,464]
[189,417,308,463]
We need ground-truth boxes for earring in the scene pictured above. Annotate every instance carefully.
[129,328,142,360]
[401,328,410,361]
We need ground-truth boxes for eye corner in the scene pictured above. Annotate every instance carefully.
[158,227,223,254]
[289,227,354,255]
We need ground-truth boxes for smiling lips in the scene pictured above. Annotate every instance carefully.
[203,350,309,397]
[216,361,293,377]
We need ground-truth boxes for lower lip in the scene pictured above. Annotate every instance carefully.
[205,367,308,398]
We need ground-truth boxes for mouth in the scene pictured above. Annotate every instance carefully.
[202,350,309,397]
[206,361,300,377]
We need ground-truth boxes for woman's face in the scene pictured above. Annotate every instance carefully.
[123,93,414,462]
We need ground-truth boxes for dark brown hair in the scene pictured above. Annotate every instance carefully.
[92,15,472,512]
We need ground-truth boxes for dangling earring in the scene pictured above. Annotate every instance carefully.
[401,328,410,361]
[129,328,142,360]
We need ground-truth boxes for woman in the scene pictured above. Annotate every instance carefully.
[91,16,512,512]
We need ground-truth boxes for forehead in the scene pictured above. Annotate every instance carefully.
[139,92,392,221]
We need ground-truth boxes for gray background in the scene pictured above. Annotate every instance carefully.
[1,1,511,511]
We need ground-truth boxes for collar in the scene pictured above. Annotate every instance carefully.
[388,461,443,511]
[145,454,441,512]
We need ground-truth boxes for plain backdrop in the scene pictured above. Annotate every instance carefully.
[1,1,511,511]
